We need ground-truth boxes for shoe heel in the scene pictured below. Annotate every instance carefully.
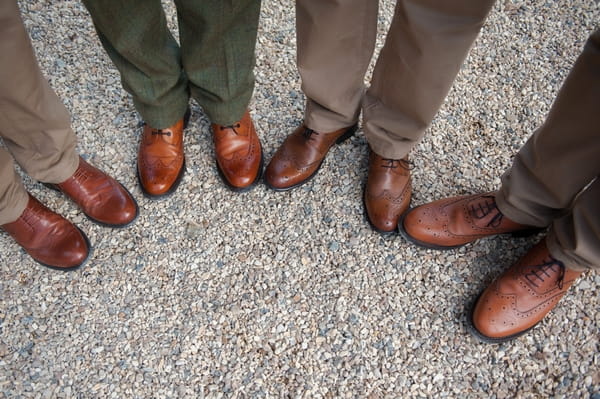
[511,227,545,238]
[335,124,358,144]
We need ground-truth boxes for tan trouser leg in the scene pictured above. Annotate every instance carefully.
[0,149,28,225]
[496,31,600,224]
[547,178,600,271]
[0,1,79,190]
[297,0,379,133]
[496,30,600,270]
[364,0,495,159]
[297,0,495,158]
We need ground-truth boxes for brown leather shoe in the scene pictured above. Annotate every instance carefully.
[137,110,190,198]
[364,151,411,234]
[212,110,263,192]
[469,240,583,343]
[47,156,138,227]
[1,195,90,270]
[264,123,357,191]
[399,192,538,249]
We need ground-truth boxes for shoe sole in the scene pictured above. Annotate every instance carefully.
[43,182,140,228]
[32,226,92,271]
[466,293,538,344]
[264,124,358,192]
[397,207,545,250]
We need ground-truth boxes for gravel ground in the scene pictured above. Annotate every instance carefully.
[1,0,599,398]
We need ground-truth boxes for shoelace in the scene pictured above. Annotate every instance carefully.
[469,195,503,228]
[151,129,171,137]
[524,257,566,289]
[220,123,242,135]
[302,128,319,141]
[381,158,412,171]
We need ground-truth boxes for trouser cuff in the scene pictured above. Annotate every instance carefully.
[495,185,552,228]
[546,229,594,272]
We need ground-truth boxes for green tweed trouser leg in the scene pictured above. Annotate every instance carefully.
[82,0,260,128]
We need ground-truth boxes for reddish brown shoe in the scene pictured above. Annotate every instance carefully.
[469,240,583,343]
[364,151,411,234]
[1,195,90,270]
[137,110,190,198]
[48,156,138,227]
[399,192,537,249]
[264,123,357,191]
[212,110,263,192]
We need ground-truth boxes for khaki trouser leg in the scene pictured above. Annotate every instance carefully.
[0,0,78,224]
[547,178,600,271]
[496,30,600,271]
[0,149,28,225]
[363,0,495,159]
[297,0,379,133]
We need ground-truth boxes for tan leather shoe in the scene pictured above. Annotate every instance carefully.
[264,123,357,191]
[399,192,538,249]
[212,110,263,192]
[1,194,90,270]
[137,110,190,198]
[364,151,411,234]
[469,240,583,343]
[47,156,138,227]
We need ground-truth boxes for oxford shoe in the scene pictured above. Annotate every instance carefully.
[364,151,411,234]
[469,240,583,343]
[1,194,90,270]
[137,110,190,198]
[212,110,263,192]
[264,123,357,191]
[47,156,138,227]
[399,192,539,249]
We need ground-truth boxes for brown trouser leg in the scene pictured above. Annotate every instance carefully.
[496,30,600,271]
[296,0,495,159]
[0,0,78,224]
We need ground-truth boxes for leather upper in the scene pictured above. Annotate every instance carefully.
[211,110,262,190]
[401,192,530,248]
[364,151,411,233]
[137,117,186,197]
[57,156,138,227]
[1,195,89,269]
[264,124,355,190]
[471,240,582,340]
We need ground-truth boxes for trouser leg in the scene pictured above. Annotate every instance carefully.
[363,0,495,159]
[546,178,600,272]
[0,149,28,225]
[496,30,600,227]
[81,0,190,129]
[174,0,260,125]
[0,0,78,191]
[296,0,379,133]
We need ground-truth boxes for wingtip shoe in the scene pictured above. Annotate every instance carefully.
[212,110,263,192]
[399,192,539,249]
[137,109,190,198]
[468,240,583,343]
[264,123,357,191]
[364,151,412,234]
